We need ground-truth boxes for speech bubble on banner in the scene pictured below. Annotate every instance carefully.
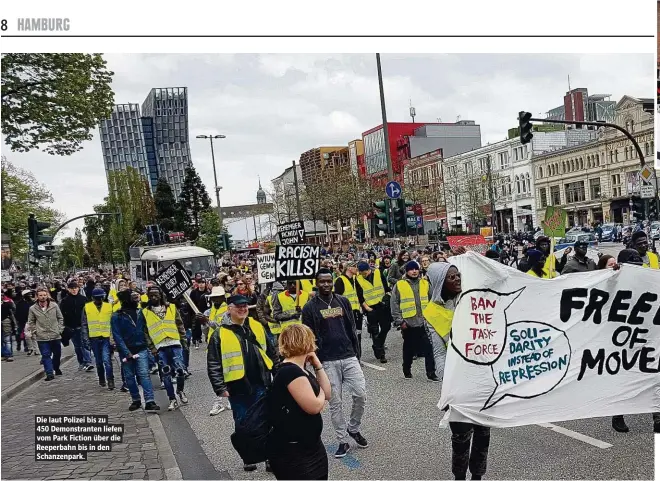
[482,320,571,410]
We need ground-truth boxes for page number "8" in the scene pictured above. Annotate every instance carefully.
[1,20,7,31]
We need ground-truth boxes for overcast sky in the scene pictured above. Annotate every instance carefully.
[5,53,653,241]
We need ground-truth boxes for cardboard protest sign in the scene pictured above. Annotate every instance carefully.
[256,253,275,284]
[275,245,320,281]
[439,252,660,427]
[154,261,192,299]
[542,206,567,237]
[277,220,306,246]
[447,235,489,255]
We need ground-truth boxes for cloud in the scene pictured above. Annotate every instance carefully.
[3,53,652,243]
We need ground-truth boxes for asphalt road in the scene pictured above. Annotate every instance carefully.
[170,327,653,480]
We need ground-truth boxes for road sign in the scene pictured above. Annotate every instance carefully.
[386,180,402,199]
[641,183,655,199]
[640,165,654,183]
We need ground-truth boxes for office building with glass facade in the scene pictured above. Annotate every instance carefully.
[99,87,191,199]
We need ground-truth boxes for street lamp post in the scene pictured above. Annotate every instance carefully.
[196,134,226,231]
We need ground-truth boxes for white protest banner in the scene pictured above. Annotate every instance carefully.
[277,220,306,246]
[256,253,275,284]
[439,252,660,428]
[554,247,600,264]
[275,245,320,281]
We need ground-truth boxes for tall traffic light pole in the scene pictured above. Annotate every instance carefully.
[196,134,226,231]
[376,54,394,181]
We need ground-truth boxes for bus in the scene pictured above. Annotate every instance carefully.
[129,244,215,289]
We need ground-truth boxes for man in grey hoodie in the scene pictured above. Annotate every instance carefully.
[390,261,438,381]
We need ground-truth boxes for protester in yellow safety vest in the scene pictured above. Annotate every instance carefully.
[206,294,279,473]
[260,282,285,342]
[333,262,363,359]
[537,236,568,274]
[525,249,556,279]
[81,288,116,390]
[271,280,310,335]
[632,231,659,269]
[142,286,188,412]
[109,279,127,304]
[355,261,390,363]
[424,261,491,480]
[390,261,438,381]
[195,286,228,346]
[300,278,316,294]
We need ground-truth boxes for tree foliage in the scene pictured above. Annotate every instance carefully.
[195,210,223,256]
[178,167,211,240]
[1,53,115,155]
[154,178,176,231]
[1,157,65,261]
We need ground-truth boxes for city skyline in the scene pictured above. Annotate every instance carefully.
[4,53,653,241]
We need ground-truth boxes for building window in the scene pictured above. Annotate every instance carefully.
[498,152,509,170]
[540,187,548,208]
[550,185,561,205]
[538,166,543,178]
[565,181,585,203]
[516,175,521,194]
[589,178,601,200]
[526,173,531,192]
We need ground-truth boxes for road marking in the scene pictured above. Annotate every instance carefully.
[326,444,361,470]
[360,361,386,371]
[536,423,613,449]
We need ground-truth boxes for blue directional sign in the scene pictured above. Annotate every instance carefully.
[386,180,402,199]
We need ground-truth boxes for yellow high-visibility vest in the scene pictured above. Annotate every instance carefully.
[109,289,118,303]
[85,302,113,338]
[140,294,149,304]
[643,251,659,269]
[338,275,360,311]
[543,254,556,275]
[113,301,122,312]
[207,304,228,343]
[355,269,385,307]
[266,293,280,335]
[220,318,274,382]
[527,269,553,279]
[271,290,309,334]
[143,305,180,345]
[300,279,315,294]
[423,302,454,343]
[396,279,429,319]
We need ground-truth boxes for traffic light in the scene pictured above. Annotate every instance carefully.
[219,232,233,251]
[518,111,533,145]
[630,200,644,222]
[393,199,414,234]
[373,200,392,235]
[28,214,54,258]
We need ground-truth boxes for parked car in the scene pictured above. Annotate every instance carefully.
[600,223,616,242]
[651,222,660,240]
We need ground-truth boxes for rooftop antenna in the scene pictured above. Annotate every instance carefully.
[436,117,442,123]
[409,99,416,123]
[456,115,461,123]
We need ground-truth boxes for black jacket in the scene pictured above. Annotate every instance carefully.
[302,294,359,362]
[207,315,279,397]
[59,293,87,329]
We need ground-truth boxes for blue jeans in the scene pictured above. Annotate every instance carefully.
[157,346,186,400]
[37,340,62,375]
[122,349,155,403]
[229,385,266,426]
[90,337,114,382]
[70,328,92,366]
[2,334,13,358]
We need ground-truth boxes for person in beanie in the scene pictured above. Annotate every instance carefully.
[82,288,116,389]
[525,249,554,279]
[27,287,65,381]
[59,280,94,371]
[390,261,438,381]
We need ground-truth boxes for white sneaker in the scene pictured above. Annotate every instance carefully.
[195,345,199,350]
[209,399,225,416]
[168,399,179,411]
[178,391,188,404]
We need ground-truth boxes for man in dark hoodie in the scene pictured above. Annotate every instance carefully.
[111,289,160,412]
[59,280,94,371]
[15,289,34,353]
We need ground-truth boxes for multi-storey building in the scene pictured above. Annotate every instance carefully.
[99,87,191,199]
[298,146,349,186]
[271,163,304,224]
[348,139,365,178]
[533,95,654,227]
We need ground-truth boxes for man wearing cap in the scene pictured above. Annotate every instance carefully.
[271,280,309,336]
[333,262,363,359]
[631,231,659,269]
[390,261,439,381]
[560,240,596,274]
[60,280,94,371]
[82,288,116,389]
[111,289,161,413]
[207,294,278,472]
[355,261,390,363]
[142,286,189,411]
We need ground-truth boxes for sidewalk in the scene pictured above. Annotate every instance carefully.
[1,356,179,480]
[1,345,75,402]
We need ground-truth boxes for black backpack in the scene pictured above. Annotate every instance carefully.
[230,387,290,464]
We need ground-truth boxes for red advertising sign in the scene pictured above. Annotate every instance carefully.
[447,235,489,255]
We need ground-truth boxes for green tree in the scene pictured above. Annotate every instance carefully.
[73,228,86,266]
[154,178,176,231]
[195,210,223,256]
[178,167,212,240]
[1,157,65,260]
[56,237,78,271]
[1,53,115,155]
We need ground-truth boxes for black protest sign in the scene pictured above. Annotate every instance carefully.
[154,261,192,300]
[275,245,320,281]
[277,220,306,246]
